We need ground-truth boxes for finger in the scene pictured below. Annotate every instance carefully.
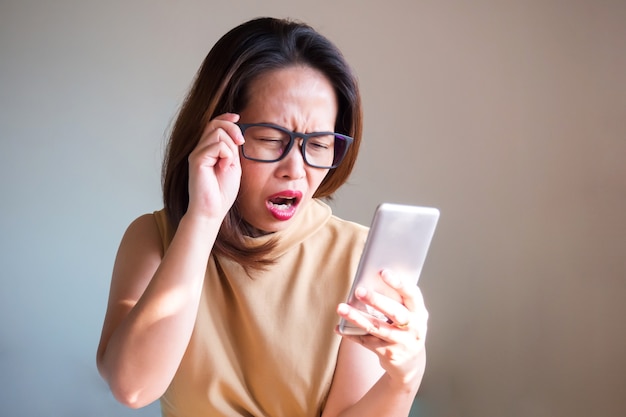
[197,114,245,148]
[353,284,429,341]
[213,113,245,146]
[352,286,410,331]
[191,128,243,170]
[336,303,390,337]
[213,112,240,123]
[216,143,241,173]
[380,269,421,313]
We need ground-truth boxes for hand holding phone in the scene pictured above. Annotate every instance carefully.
[338,203,439,336]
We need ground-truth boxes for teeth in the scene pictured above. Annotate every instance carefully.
[272,203,291,210]
[270,198,295,210]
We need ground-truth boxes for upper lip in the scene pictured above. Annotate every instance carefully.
[268,190,302,203]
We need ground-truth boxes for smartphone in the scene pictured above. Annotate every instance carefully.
[338,203,440,336]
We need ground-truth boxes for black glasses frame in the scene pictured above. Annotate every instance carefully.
[237,122,354,169]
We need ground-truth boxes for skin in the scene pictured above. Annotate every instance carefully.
[236,65,333,234]
[96,65,428,416]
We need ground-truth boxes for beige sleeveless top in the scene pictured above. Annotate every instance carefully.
[153,199,368,417]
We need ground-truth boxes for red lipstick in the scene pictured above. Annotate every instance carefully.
[266,190,302,221]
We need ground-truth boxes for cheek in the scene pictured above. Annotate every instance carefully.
[307,168,330,193]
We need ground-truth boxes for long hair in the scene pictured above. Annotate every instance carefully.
[162,17,363,269]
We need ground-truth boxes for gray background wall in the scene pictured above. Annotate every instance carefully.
[1,1,624,416]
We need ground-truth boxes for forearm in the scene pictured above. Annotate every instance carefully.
[99,214,220,407]
[333,349,426,417]
[338,375,418,417]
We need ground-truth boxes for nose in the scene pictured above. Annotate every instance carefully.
[276,138,306,179]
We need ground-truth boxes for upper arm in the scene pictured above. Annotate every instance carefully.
[96,214,164,372]
[321,338,385,417]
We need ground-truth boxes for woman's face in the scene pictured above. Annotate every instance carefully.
[237,65,338,234]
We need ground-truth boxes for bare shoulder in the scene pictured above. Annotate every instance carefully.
[118,213,164,258]
[121,213,163,248]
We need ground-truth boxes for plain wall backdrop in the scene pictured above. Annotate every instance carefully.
[1,0,625,416]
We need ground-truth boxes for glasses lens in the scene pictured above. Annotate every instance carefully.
[331,134,350,167]
[241,125,291,162]
[304,133,349,168]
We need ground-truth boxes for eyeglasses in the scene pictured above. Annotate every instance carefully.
[237,123,353,169]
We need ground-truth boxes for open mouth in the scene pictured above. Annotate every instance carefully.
[268,196,298,210]
[266,191,302,221]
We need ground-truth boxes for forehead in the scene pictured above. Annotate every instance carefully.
[240,66,338,129]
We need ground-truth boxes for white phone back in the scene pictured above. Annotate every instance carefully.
[338,203,440,335]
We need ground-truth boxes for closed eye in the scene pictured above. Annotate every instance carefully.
[309,141,330,150]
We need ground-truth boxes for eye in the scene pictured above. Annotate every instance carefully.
[306,134,334,152]
[246,126,289,145]
[309,140,330,150]
[258,137,283,144]
[251,130,281,141]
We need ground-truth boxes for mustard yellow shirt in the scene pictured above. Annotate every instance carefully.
[153,199,368,417]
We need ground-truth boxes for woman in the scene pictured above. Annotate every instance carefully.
[97,17,428,417]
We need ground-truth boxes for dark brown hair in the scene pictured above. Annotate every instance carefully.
[162,17,363,268]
